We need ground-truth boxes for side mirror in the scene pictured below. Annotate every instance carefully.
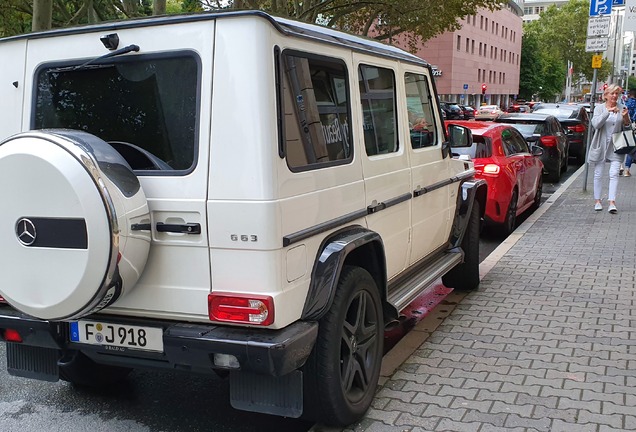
[448,124,473,148]
[531,145,544,157]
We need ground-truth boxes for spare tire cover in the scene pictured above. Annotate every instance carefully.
[0,130,151,320]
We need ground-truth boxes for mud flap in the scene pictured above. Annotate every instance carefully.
[6,344,59,382]
[229,370,303,417]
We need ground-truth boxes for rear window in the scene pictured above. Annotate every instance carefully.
[452,135,492,159]
[33,52,200,173]
[532,107,577,120]
[503,122,544,137]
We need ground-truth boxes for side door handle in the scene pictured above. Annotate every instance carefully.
[156,222,201,234]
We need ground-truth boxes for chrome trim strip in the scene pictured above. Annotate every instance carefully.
[283,172,471,247]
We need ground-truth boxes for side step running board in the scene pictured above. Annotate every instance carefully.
[387,251,463,312]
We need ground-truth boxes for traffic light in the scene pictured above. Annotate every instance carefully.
[481,84,487,95]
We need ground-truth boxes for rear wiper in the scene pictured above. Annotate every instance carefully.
[49,44,140,73]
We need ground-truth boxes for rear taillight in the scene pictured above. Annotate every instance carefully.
[208,293,274,326]
[483,164,500,175]
[567,124,586,133]
[540,136,558,147]
[2,329,22,343]
[0,295,5,303]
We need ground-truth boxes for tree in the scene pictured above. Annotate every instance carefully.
[523,0,612,99]
[217,0,506,43]
[3,0,506,44]
[32,0,52,30]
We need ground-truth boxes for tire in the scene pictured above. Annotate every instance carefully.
[561,149,568,173]
[302,266,383,426]
[442,200,481,291]
[532,176,543,211]
[576,151,586,165]
[500,190,518,236]
[548,164,561,183]
[59,351,132,387]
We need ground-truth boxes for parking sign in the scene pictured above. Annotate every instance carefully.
[590,0,612,16]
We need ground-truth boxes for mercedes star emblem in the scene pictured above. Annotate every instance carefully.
[16,218,37,246]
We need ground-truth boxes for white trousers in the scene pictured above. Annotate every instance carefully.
[590,160,621,201]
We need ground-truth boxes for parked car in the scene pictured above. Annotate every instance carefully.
[0,10,488,427]
[507,104,531,113]
[475,104,504,120]
[447,121,544,235]
[459,104,476,119]
[531,103,589,164]
[440,101,463,119]
[494,113,569,182]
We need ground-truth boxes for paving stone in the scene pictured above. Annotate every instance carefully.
[394,413,439,430]
[385,399,426,416]
[410,394,454,408]
[433,418,480,432]
[504,413,550,431]
[557,397,601,413]
[550,419,598,432]
[577,410,623,429]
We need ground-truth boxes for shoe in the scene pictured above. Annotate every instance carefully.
[625,170,631,177]
[595,202,602,211]
[620,168,624,176]
[608,204,617,214]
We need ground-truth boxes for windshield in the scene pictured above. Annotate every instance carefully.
[33,53,199,172]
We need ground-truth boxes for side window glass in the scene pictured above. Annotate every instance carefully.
[513,131,529,153]
[501,129,519,155]
[281,53,352,170]
[404,72,438,149]
[359,65,398,156]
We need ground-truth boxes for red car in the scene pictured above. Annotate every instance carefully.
[447,121,544,235]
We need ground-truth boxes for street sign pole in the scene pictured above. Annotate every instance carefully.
[584,65,599,192]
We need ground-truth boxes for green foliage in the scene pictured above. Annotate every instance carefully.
[2,0,507,43]
[0,1,31,37]
[224,0,506,43]
[522,0,613,100]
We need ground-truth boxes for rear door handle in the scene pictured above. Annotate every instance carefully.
[156,222,201,234]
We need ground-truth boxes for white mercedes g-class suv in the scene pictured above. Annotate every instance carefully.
[0,11,486,426]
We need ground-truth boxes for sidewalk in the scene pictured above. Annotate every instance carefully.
[319,165,636,432]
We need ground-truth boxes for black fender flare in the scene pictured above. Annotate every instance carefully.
[301,226,392,321]
[448,178,487,248]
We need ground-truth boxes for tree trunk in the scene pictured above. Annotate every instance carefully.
[153,0,166,15]
[32,0,53,31]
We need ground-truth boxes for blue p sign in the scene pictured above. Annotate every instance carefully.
[590,0,612,16]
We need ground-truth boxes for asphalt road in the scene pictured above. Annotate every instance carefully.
[0,164,581,432]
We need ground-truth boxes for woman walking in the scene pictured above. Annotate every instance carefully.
[588,84,631,213]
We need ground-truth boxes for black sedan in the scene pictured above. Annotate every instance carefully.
[531,103,589,165]
[440,101,463,120]
[495,113,569,182]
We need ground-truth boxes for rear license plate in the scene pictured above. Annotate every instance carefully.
[69,320,163,352]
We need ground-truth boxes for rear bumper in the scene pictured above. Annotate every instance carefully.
[0,306,318,377]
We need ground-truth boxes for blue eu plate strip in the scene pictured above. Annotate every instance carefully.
[69,322,79,342]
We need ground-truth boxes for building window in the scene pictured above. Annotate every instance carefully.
[457,35,461,51]
[480,16,483,29]
[466,38,470,52]
[472,40,475,54]
[479,42,483,56]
